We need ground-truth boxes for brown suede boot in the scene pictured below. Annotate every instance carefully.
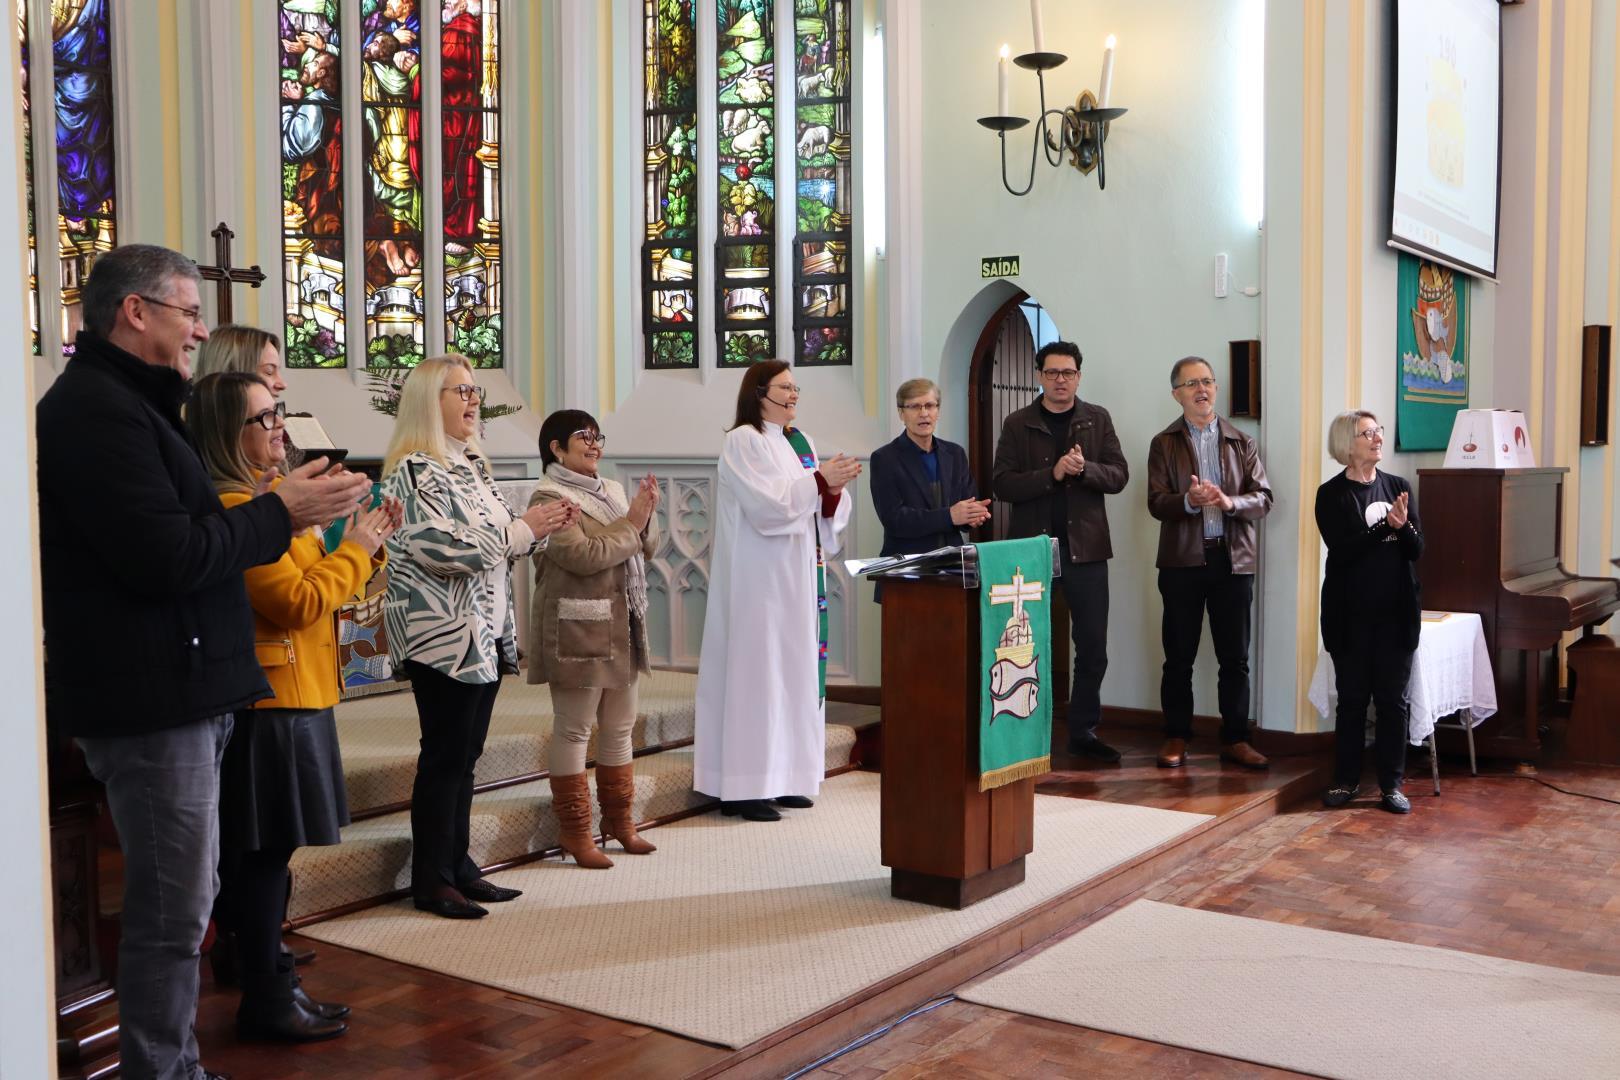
[549,773,613,868]
[596,762,656,855]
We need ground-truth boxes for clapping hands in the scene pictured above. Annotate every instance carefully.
[819,453,862,491]
[1052,445,1085,481]
[628,474,661,531]
[951,497,993,528]
[1186,474,1233,513]
[1385,491,1410,530]
[348,496,403,557]
[522,497,580,540]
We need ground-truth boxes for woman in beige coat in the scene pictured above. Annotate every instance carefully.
[529,409,661,867]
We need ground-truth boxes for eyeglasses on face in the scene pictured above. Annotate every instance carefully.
[570,429,607,448]
[138,295,204,324]
[1176,377,1218,391]
[243,401,288,431]
[769,382,803,396]
[899,401,941,413]
[1040,368,1080,382]
[442,383,485,403]
[1356,425,1386,441]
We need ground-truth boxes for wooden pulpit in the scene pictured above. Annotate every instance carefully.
[878,572,1035,909]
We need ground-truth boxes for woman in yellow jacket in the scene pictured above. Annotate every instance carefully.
[189,371,399,1043]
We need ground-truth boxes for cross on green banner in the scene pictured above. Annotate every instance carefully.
[977,536,1053,790]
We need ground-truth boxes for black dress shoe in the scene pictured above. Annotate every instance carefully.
[1068,737,1122,764]
[459,879,523,903]
[282,942,316,967]
[720,799,781,821]
[412,896,489,919]
[236,974,348,1043]
[203,1070,233,1079]
[292,975,350,1020]
[773,795,814,809]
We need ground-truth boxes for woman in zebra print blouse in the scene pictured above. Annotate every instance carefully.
[381,356,579,920]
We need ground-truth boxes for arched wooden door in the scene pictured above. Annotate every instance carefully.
[964,291,1070,710]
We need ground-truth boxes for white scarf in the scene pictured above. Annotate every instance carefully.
[540,463,649,622]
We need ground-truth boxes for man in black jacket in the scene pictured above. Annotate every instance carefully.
[992,342,1129,764]
[36,244,370,1080]
[868,377,990,600]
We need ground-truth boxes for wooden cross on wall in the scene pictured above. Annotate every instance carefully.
[197,222,267,325]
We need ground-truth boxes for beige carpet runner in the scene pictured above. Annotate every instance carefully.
[959,900,1620,1080]
[300,772,1208,1048]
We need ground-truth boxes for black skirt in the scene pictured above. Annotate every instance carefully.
[220,707,350,851]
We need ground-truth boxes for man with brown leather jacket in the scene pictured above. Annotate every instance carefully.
[993,341,1128,764]
[1146,356,1273,770]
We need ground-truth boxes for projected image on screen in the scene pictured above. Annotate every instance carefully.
[1389,0,1501,279]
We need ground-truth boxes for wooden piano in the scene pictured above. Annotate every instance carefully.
[1416,467,1620,760]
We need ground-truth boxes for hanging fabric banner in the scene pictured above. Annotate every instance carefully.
[977,536,1052,791]
[1396,253,1471,450]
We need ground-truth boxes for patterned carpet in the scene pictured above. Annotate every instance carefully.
[298,772,1209,1047]
[959,900,1620,1080]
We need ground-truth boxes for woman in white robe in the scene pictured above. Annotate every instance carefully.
[694,361,861,821]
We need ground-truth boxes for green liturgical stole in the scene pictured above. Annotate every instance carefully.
[976,536,1053,790]
[783,426,828,702]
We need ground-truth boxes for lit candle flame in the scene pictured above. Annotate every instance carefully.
[1000,43,1010,59]
[1105,34,1117,49]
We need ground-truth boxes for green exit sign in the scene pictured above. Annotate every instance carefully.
[981,255,1021,279]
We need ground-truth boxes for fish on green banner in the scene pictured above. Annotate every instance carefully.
[977,536,1053,791]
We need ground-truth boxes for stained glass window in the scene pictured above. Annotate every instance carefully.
[441,0,501,368]
[17,0,38,355]
[715,0,773,368]
[279,0,345,368]
[642,0,698,369]
[792,0,850,366]
[359,0,424,368]
[53,0,115,357]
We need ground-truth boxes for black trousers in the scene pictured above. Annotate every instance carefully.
[216,846,295,979]
[1158,544,1254,743]
[405,661,500,897]
[1057,557,1109,744]
[1329,623,1413,792]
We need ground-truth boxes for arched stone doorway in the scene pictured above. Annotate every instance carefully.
[965,292,1061,539]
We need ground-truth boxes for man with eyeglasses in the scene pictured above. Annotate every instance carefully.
[992,341,1129,765]
[36,244,371,1080]
[1146,356,1274,771]
[868,378,990,600]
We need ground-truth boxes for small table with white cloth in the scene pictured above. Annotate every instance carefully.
[1306,611,1497,795]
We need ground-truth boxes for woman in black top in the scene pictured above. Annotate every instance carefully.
[1315,410,1423,814]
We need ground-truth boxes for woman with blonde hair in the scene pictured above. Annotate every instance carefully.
[193,324,288,397]
[382,355,578,918]
[189,371,398,1042]
[1316,410,1423,814]
[528,408,661,868]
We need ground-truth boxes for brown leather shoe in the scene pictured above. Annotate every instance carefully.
[1156,738,1187,768]
[1220,741,1270,770]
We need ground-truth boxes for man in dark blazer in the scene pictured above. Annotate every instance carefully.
[36,245,370,1079]
[869,378,990,600]
[992,341,1129,764]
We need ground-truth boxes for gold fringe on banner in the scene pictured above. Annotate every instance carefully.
[978,755,1050,792]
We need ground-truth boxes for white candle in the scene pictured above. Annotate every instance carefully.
[1098,34,1116,107]
[998,44,1010,115]
[1030,0,1045,54]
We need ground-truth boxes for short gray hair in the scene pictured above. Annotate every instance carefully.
[1327,409,1379,465]
[81,244,202,337]
[895,377,939,409]
[1169,356,1212,386]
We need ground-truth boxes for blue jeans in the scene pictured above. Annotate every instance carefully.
[79,715,233,1080]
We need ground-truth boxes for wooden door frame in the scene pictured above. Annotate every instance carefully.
[965,289,1031,512]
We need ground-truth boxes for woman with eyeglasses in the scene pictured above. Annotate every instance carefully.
[1317,410,1423,814]
[526,410,661,867]
[381,355,578,918]
[695,360,860,822]
[188,371,399,1042]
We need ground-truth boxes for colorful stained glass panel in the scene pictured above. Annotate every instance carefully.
[53,0,115,356]
[360,0,424,368]
[442,0,501,368]
[715,0,774,367]
[793,0,851,366]
[643,0,698,368]
[280,0,345,367]
[18,0,38,355]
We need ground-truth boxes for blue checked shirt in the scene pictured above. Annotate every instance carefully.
[1183,418,1224,539]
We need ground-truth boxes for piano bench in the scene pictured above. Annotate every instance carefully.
[1567,635,1620,767]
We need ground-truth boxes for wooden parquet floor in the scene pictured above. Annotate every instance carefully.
[186,733,1620,1079]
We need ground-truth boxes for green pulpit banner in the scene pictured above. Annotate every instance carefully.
[977,536,1053,791]
[1396,252,1470,451]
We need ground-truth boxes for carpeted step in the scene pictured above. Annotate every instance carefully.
[287,722,861,922]
[334,670,701,816]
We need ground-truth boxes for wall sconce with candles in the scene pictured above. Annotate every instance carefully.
[978,15,1126,195]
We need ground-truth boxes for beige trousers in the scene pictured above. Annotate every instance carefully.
[549,683,639,775]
